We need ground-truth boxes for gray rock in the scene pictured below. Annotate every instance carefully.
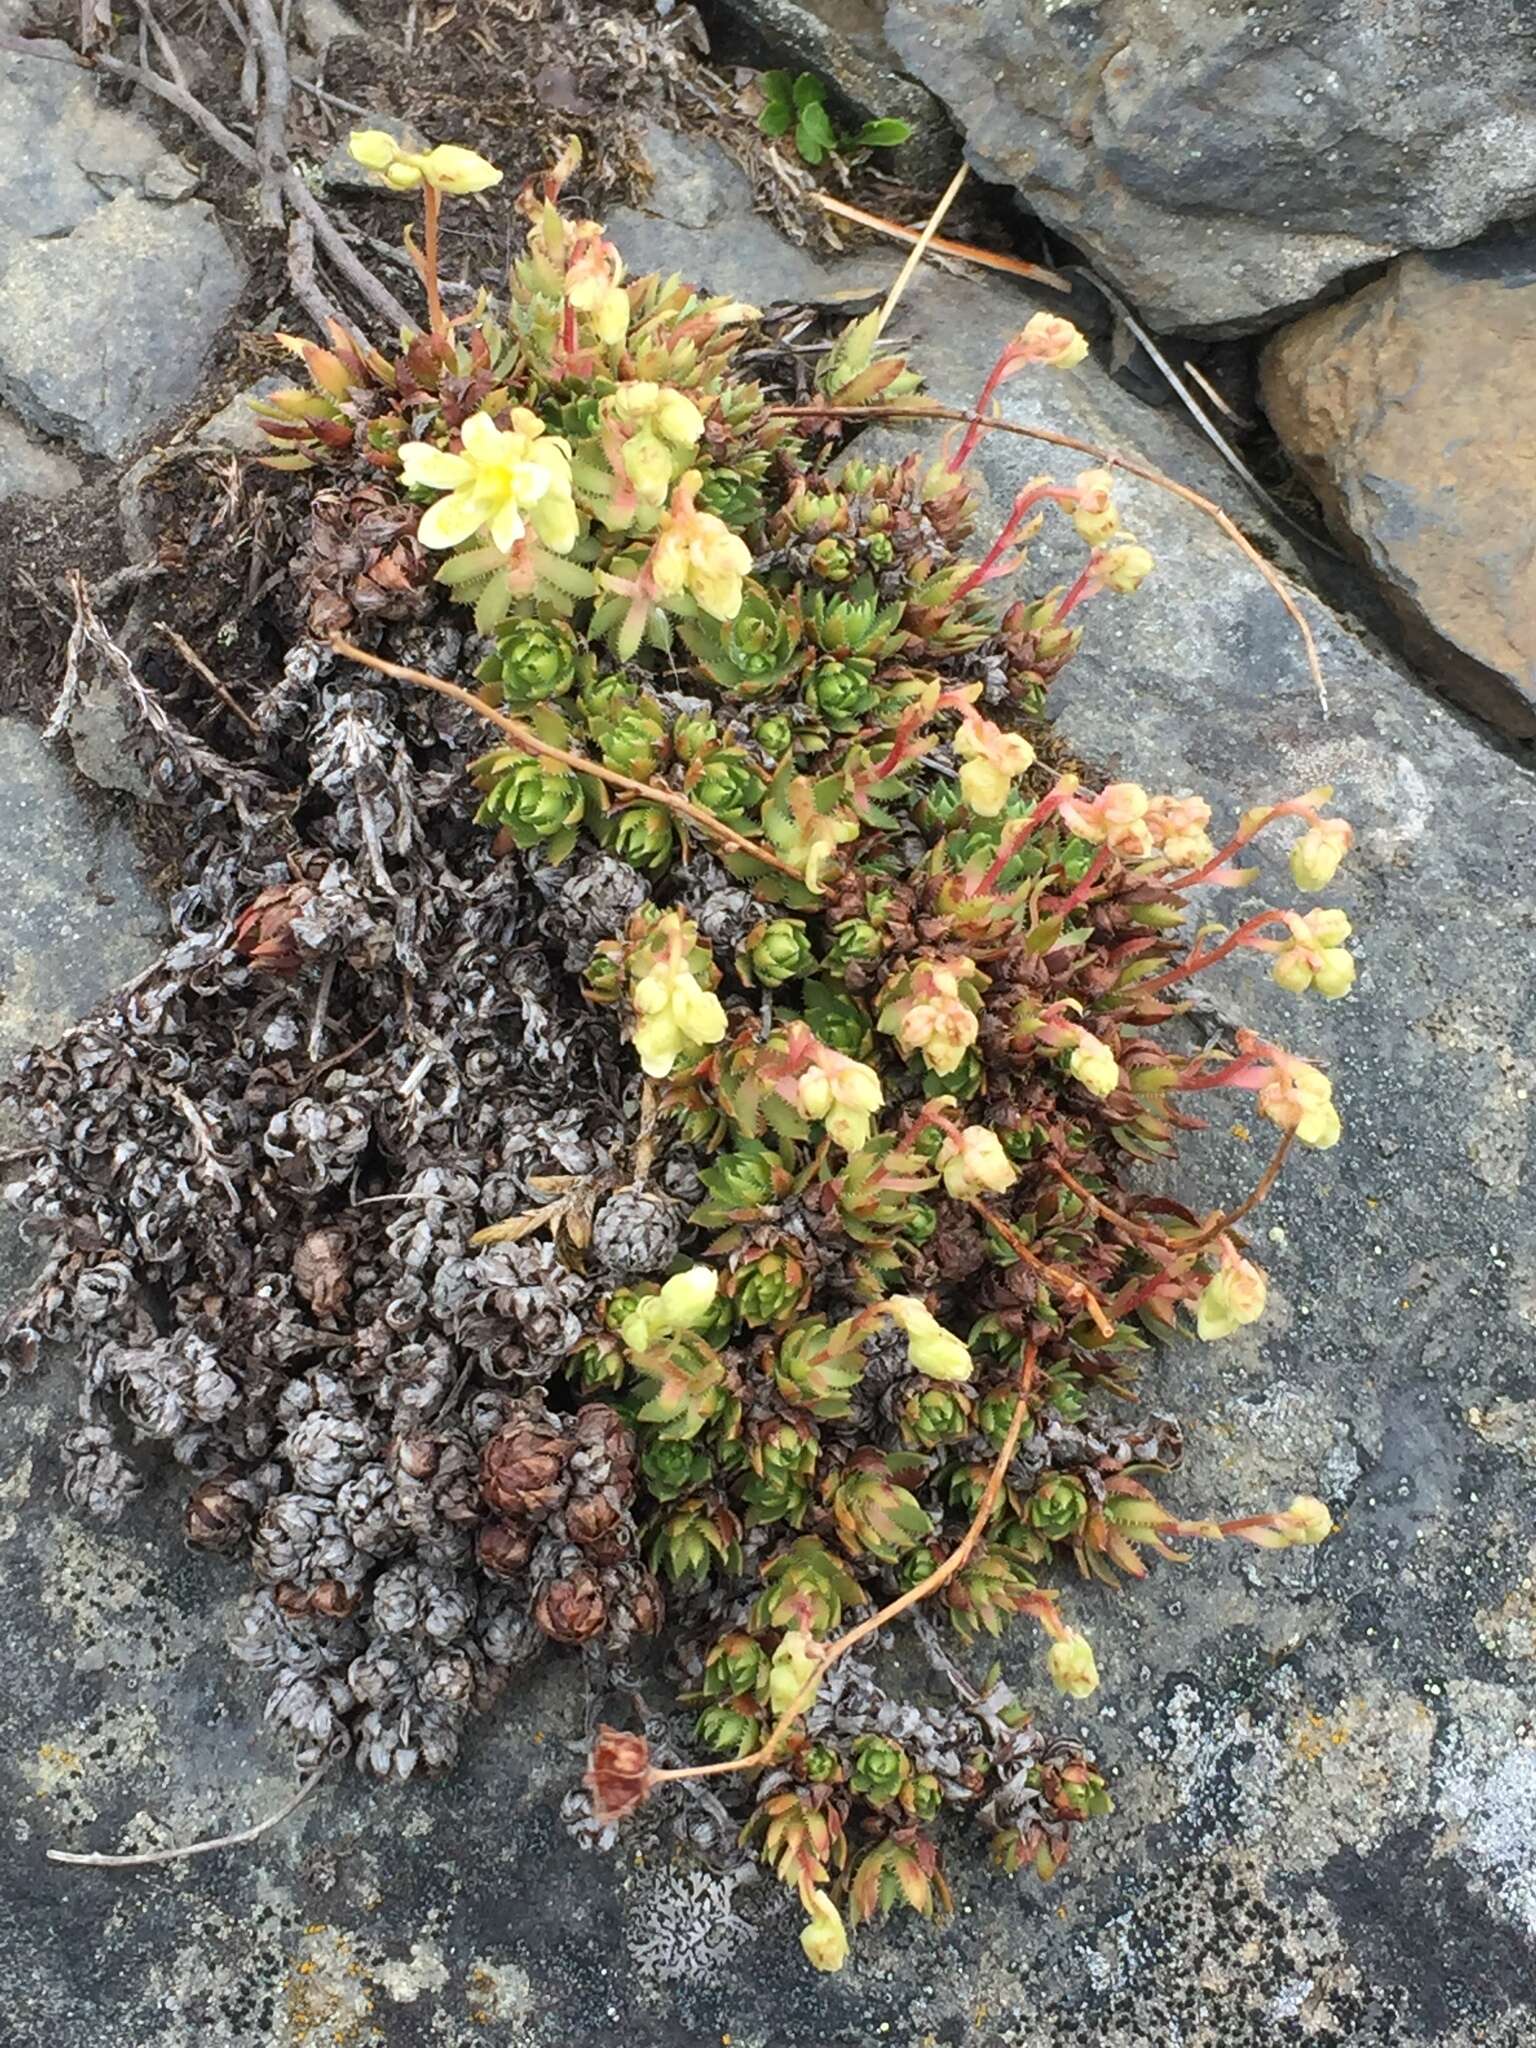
[0,28,199,240]
[196,374,290,457]
[884,0,1536,334]
[3,126,1536,2048]
[0,192,245,457]
[1260,236,1536,738]
[0,720,161,1059]
[0,411,81,504]
[702,0,955,182]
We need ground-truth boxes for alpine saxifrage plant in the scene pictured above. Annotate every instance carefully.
[200,130,1352,1966]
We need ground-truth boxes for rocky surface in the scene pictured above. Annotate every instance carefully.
[0,412,81,504]
[2,124,1535,2048]
[882,0,1536,335]
[1260,236,1536,739]
[701,0,954,182]
[0,14,246,458]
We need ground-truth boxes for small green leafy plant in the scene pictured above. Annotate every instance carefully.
[756,69,913,166]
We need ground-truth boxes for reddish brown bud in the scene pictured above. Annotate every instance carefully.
[584,1724,653,1823]
[564,1489,623,1548]
[292,1226,352,1317]
[476,1519,534,1579]
[533,1562,607,1644]
[184,1474,252,1553]
[233,884,314,975]
[481,1412,571,1520]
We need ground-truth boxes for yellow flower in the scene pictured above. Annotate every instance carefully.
[1046,1630,1100,1699]
[1196,1255,1267,1341]
[939,1125,1019,1199]
[565,231,631,345]
[1066,1025,1120,1099]
[799,1889,849,1973]
[347,131,501,195]
[1269,909,1356,1000]
[400,408,577,555]
[954,713,1035,819]
[797,1049,883,1153]
[1290,817,1353,891]
[886,1297,974,1381]
[1059,781,1155,859]
[1071,467,1119,545]
[1016,311,1089,370]
[650,472,753,622]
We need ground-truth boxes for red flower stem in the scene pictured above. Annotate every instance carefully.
[970,788,1067,898]
[1052,559,1098,623]
[422,185,445,339]
[1042,1158,1174,1251]
[1128,912,1289,998]
[953,483,1066,600]
[949,348,1016,471]
[647,1346,1041,1792]
[1043,846,1110,919]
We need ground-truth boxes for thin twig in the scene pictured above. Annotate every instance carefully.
[809,191,1070,293]
[873,160,969,341]
[770,400,1328,712]
[286,213,342,329]
[1062,266,1346,570]
[289,73,373,119]
[48,1768,326,1869]
[968,1197,1116,1338]
[330,639,806,884]
[244,0,291,228]
[153,621,263,737]
[0,35,411,334]
[284,175,414,331]
[649,1345,1040,1791]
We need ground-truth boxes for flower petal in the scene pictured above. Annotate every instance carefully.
[418,489,488,550]
[459,410,505,463]
[399,442,473,491]
[488,499,527,555]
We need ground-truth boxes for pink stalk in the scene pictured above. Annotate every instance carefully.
[1128,913,1289,999]
[953,483,1070,600]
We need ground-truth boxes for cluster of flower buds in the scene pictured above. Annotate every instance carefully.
[1015,1003,1122,1100]
[953,708,1036,816]
[348,129,503,194]
[588,906,728,1080]
[877,957,985,1079]
[1195,1241,1268,1341]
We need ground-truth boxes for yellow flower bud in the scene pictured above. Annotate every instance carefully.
[1097,542,1154,594]
[887,1297,974,1381]
[940,1125,1019,1199]
[796,1070,833,1121]
[1281,1494,1333,1545]
[414,143,502,195]
[959,755,1013,817]
[656,1264,718,1331]
[1019,311,1089,370]
[347,128,401,171]
[1046,1630,1100,1699]
[1290,818,1352,892]
[1195,1256,1267,1341]
[654,388,705,448]
[768,1630,822,1717]
[632,1014,683,1079]
[824,1105,874,1154]
[622,429,675,507]
[1066,1027,1120,1099]
[799,1889,849,1972]
[1072,468,1119,545]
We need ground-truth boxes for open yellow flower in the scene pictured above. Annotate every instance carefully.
[399,409,578,555]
